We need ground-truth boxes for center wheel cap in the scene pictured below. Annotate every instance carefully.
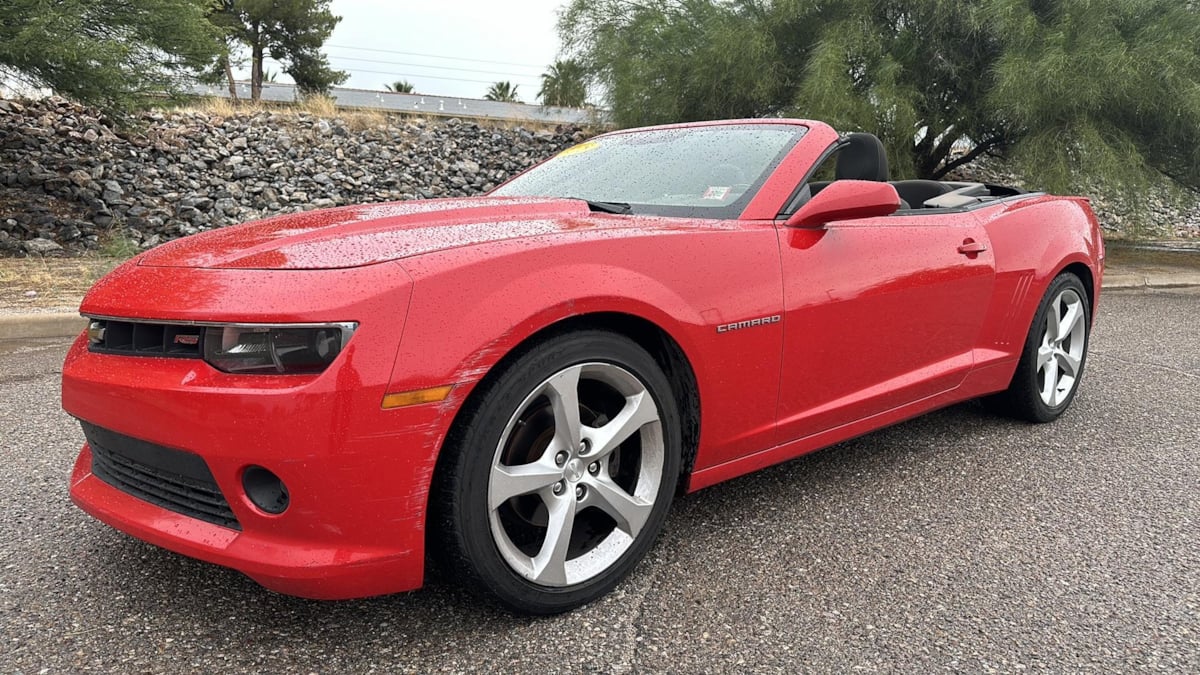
[564,458,585,483]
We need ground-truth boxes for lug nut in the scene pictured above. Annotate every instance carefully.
[555,451,568,466]
[579,439,591,455]
[575,485,586,500]
[552,481,565,495]
[588,462,600,475]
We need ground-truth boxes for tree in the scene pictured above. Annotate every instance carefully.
[208,0,348,100]
[538,60,588,107]
[485,81,521,102]
[560,1,783,128]
[385,80,416,93]
[561,0,1200,196]
[0,0,220,115]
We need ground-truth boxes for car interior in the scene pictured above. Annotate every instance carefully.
[802,132,1025,213]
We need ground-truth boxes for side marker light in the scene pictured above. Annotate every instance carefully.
[381,385,454,409]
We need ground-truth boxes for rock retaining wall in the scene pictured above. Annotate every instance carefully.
[1,97,585,256]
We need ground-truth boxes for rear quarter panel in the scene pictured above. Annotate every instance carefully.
[971,195,1104,386]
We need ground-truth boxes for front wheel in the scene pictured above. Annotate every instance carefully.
[987,272,1092,422]
[432,331,681,614]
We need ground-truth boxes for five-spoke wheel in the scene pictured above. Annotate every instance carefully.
[433,331,680,614]
[987,272,1092,422]
[488,362,664,587]
[1035,286,1087,408]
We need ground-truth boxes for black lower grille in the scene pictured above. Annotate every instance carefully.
[81,422,240,530]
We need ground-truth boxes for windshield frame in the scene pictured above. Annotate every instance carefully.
[489,122,809,220]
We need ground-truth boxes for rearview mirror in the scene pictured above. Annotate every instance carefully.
[784,180,901,228]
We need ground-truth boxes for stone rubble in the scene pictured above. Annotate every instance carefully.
[1,96,1197,257]
[1,97,586,256]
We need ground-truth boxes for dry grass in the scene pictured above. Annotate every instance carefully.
[180,96,255,119]
[192,95,240,117]
[299,95,338,118]
[170,96,595,134]
[0,257,123,312]
[343,109,389,132]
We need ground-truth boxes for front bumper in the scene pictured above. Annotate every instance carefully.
[62,262,461,600]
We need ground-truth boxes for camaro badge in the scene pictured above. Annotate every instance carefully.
[717,315,781,333]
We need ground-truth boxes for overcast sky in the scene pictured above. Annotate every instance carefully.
[244,0,570,102]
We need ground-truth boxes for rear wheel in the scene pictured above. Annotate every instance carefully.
[433,331,681,614]
[987,272,1091,422]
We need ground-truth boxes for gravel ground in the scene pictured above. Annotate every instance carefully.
[1,289,1197,673]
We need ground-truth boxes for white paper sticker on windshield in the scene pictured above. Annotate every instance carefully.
[702,186,731,200]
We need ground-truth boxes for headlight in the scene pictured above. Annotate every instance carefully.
[202,323,357,374]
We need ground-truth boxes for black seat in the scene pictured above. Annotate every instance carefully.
[891,180,952,209]
[836,133,889,182]
[805,132,891,202]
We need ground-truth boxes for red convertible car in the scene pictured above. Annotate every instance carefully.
[63,119,1103,614]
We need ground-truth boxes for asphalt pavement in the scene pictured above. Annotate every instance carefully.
[1,288,1197,673]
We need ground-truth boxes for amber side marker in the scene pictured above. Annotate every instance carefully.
[381,385,454,409]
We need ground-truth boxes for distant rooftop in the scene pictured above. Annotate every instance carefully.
[191,81,602,126]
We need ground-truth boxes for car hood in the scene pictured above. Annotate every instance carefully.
[136,197,631,270]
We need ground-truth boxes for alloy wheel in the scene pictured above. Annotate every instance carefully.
[487,362,664,587]
[1036,288,1087,407]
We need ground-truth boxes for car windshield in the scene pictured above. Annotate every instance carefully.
[491,124,807,219]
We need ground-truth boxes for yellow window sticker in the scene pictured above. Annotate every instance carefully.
[557,141,599,158]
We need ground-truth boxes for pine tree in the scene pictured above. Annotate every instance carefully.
[208,0,347,100]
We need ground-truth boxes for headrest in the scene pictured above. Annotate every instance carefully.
[835,133,889,182]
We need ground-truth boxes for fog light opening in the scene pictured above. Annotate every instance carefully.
[242,466,289,515]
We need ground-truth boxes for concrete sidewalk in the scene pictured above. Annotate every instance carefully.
[0,312,87,341]
[1,258,1196,342]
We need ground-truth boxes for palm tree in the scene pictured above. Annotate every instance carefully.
[537,60,587,107]
[385,80,415,93]
[484,81,521,102]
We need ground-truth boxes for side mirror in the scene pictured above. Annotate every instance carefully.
[784,180,901,228]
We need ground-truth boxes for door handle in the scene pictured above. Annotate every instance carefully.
[957,239,987,255]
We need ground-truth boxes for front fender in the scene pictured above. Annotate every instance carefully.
[389,227,785,472]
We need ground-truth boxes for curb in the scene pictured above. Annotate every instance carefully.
[0,313,85,341]
[1,273,1197,342]
[1103,273,1200,290]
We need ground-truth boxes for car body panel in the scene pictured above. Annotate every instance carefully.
[391,221,786,468]
[771,210,995,449]
[136,197,634,270]
[61,118,1104,600]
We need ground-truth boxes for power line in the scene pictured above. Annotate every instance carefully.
[333,55,543,79]
[327,44,546,70]
[335,65,539,87]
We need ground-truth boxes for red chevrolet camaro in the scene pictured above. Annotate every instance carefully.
[63,119,1103,614]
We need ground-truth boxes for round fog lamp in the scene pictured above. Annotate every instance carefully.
[242,466,289,514]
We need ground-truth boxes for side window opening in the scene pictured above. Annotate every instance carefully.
[782,144,845,215]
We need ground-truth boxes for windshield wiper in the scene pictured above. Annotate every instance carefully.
[569,198,632,215]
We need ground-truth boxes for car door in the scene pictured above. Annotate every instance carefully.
[773,209,995,444]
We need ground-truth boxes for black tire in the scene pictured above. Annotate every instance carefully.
[431,330,681,614]
[985,272,1091,423]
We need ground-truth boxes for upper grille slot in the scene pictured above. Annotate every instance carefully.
[88,319,202,358]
